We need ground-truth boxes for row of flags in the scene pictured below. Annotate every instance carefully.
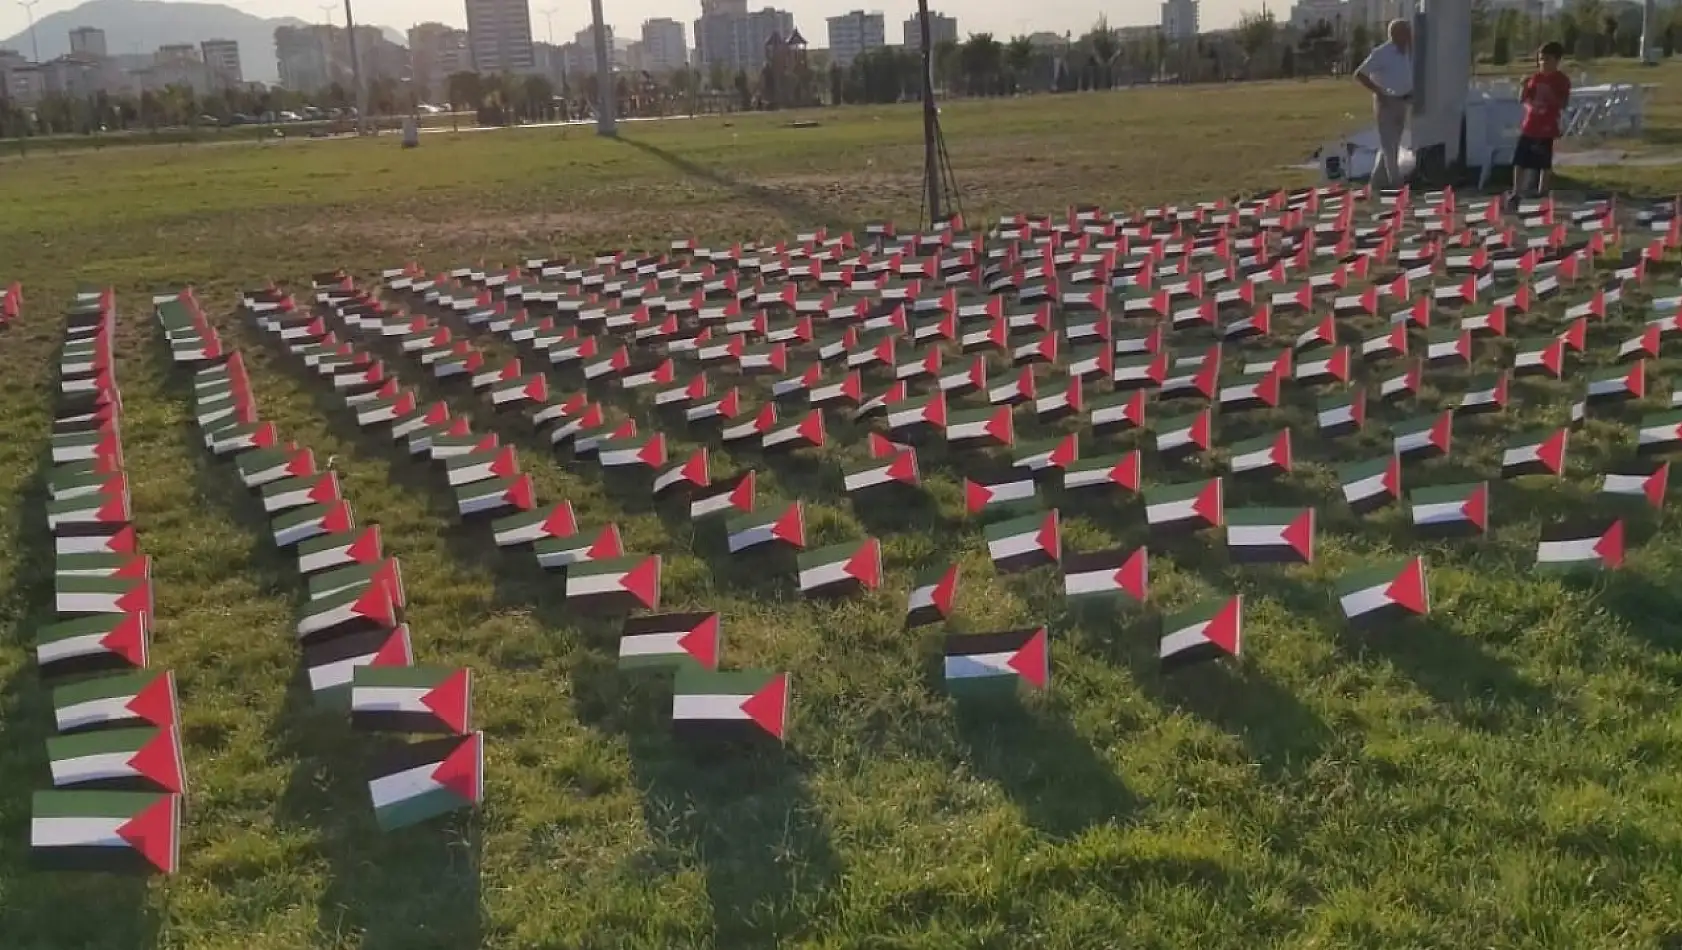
[244,276,795,743]
[32,288,184,876]
[154,289,484,835]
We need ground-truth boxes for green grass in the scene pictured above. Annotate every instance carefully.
[4,76,1682,949]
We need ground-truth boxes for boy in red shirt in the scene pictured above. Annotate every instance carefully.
[1508,42,1572,207]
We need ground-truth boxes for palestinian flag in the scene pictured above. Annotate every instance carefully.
[1512,337,1565,378]
[1424,327,1472,366]
[797,537,883,597]
[296,580,397,640]
[727,501,805,552]
[235,445,316,489]
[454,474,535,519]
[272,500,354,548]
[1145,478,1223,535]
[1226,506,1315,563]
[671,669,789,741]
[1295,346,1351,386]
[843,450,919,494]
[691,471,755,521]
[1227,430,1292,477]
[1536,518,1625,571]
[1457,372,1510,416]
[1637,410,1682,454]
[52,669,177,734]
[1392,411,1452,461]
[54,524,137,558]
[490,504,577,548]
[1337,558,1431,628]
[905,564,959,628]
[1014,434,1077,474]
[1502,428,1568,478]
[1153,407,1212,458]
[1219,371,1281,413]
[945,405,1014,449]
[442,446,519,488]
[1587,361,1646,404]
[1339,455,1401,515]
[259,472,342,514]
[617,612,720,671]
[964,471,1037,514]
[366,732,484,832]
[1062,451,1141,494]
[943,628,1048,695]
[30,790,179,874]
[653,450,711,499]
[1601,458,1668,508]
[762,410,825,452]
[1409,482,1488,537]
[533,523,624,570]
[1160,596,1242,670]
[983,510,1061,573]
[597,433,668,470]
[350,667,472,734]
[1318,388,1366,437]
[886,390,948,436]
[564,555,662,611]
[55,576,151,617]
[1112,352,1167,391]
[1062,546,1148,604]
[302,624,414,705]
[45,727,184,793]
[36,611,148,679]
[1376,361,1421,403]
[54,552,148,579]
[1089,389,1146,436]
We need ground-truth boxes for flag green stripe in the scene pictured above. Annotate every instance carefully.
[31,789,152,819]
[52,671,156,707]
[1334,562,1409,597]
[1409,484,1478,505]
[351,666,449,689]
[46,727,153,760]
[1227,432,1281,455]
[1144,480,1209,505]
[983,512,1046,542]
[674,668,772,697]
[1223,507,1305,527]
[1162,597,1229,633]
[565,555,645,579]
[374,787,468,832]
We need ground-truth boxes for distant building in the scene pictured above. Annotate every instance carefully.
[1161,0,1199,40]
[640,17,687,73]
[694,5,795,75]
[826,10,884,67]
[274,25,400,91]
[42,54,103,97]
[68,26,107,59]
[410,22,471,99]
[465,0,536,74]
[2,60,43,104]
[901,11,957,49]
[201,39,242,86]
[1289,0,1348,30]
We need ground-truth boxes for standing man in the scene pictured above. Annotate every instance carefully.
[1354,19,1415,189]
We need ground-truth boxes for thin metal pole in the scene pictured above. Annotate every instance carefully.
[590,0,616,136]
[18,0,38,63]
[917,0,940,222]
[343,0,367,134]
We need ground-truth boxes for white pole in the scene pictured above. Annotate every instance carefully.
[17,0,38,63]
[1642,0,1659,65]
[590,0,616,136]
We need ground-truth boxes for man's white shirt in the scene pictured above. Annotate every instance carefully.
[1358,42,1413,98]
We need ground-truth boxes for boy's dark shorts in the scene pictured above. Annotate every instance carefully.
[1513,135,1555,171]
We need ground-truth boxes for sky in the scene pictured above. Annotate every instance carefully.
[0,0,1257,49]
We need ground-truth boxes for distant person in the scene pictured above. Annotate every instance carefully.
[1508,41,1572,209]
[1354,19,1414,189]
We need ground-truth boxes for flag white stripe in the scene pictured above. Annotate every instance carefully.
[843,468,891,491]
[50,752,138,786]
[944,652,1015,679]
[1160,623,1212,658]
[38,632,112,664]
[1345,472,1388,501]
[907,584,938,612]
[799,560,853,590]
[1064,468,1111,489]
[1146,498,1198,523]
[619,631,685,658]
[1602,473,1649,495]
[1537,538,1602,563]
[672,693,750,721]
[987,533,1039,561]
[1228,524,1287,546]
[691,494,734,518]
[1339,582,1392,617]
[728,523,778,552]
[56,696,135,731]
[1412,501,1468,525]
[369,761,444,808]
[1230,447,1274,472]
[31,816,127,848]
[353,686,430,713]
[1502,446,1539,467]
[1065,570,1125,596]
[309,655,373,691]
[567,571,630,596]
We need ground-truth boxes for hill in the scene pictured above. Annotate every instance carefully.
[0,0,404,84]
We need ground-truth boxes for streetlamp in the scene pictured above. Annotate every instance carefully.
[589,0,615,136]
[341,0,368,134]
[17,0,39,63]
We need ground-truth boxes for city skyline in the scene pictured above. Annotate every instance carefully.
[0,0,1250,54]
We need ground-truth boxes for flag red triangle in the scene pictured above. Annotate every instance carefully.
[681,450,710,487]
[372,626,413,666]
[286,448,317,477]
[347,525,383,563]
[1270,431,1293,470]
[617,556,662,608]
[505,474,535,510]
[1036,512,1061,560]
[1205,597,1242,653]
[1537,431,1567,473]
[739,673,789,740]
[1283,510,1315,561]
[1645,462,1670,508]
[1189,409,1212,448]
[541,504,580,539]
[525,375,549,401]
[125,673,176,728]
[1628,361,1648,397]
[588,524,625,558]
[678,615,720,669]
[1194,479,1223,525]
[1595,519,1626,568]
[886,451,918,484]
[351,584,396,626]
[843,538,883,587]
[1430,413,1453,451]
[95,491,130,522]
[986,407,1014,445]
[98,613,148,666]
[116,793,178,873]
[114,582,150,614]
[1383,559,1429,614]
[772,504,807,546]
[924,391,949,428]
[429,733,483,804]
[321,501,354,533]
[931,565,959,614]
[729,472,756,512]
[1116,548,1148,599]
[639,433,669,467]
[421,669,472,734]
[307,473,340,504]
[1007,629,1049,689]
[126,728,184,793]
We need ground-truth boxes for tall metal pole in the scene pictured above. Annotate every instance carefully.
[343,0,368,134]
[17,0,38,63]
[589,0,616,136]
[541,7,556,44]
[917,0,940,222]
[1642,0,1659,65]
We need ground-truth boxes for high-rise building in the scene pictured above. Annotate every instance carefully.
[68,26,106,58]
[410,22,471,99]
[201,39,242,86]
[1160,0,1199,40]
[825,10,884,67]
[640,17,687,73]
[901,11,958,48]
[464,0,536,74]
[275,25,330,90]
[694,5,795,75]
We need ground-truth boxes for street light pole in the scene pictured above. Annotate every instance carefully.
[17,0,39,63]
[541,7,556,44]
[342,0,368,134]
[589,0,616,136]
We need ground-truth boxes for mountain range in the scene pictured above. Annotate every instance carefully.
[0,0,407,84]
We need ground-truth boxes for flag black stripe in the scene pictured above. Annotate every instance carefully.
[622,612,713,638]
[943,629,1039,658]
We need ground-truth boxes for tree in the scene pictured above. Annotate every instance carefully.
[1083,17,1120,89]
[522,75,553,121]
[1492,31,1512,65]
[829,62,843,104]
[1237,10,1278,78]
[1006,35,1036,93]
[959,33,1004,96]
[1471,0,1494,59]
[447,71,482,114]
[734,70,751,110]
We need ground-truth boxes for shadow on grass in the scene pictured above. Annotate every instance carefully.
[151,338,485,950]
[618,136,856,235]
[569,655,840,947]
[0,444,159,942]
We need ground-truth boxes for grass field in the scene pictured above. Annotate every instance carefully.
[5,74,1682,950]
